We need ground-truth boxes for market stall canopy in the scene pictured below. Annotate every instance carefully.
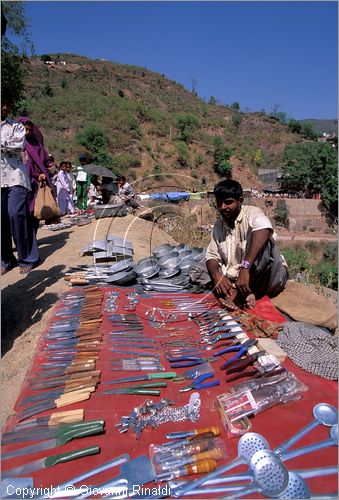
[83,164,117,179]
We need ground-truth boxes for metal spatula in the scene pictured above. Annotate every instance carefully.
[53,455,156,499]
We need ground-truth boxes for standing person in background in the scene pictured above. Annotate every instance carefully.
[76,154,90,211]
[66,161,76,205]
[1,98,39,275]
[18,117,53,235]
[56,161,75,215]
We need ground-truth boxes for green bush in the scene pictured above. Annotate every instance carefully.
[175,141,190,166]
[176,114,200,143]
[232,113,243,129]
[323,243,338,263]
[281,247,310,274]
[76,124,109,156]
[111,153,141,174]
[194,153,204,166]
[274,200,289,228]
[313,262,338,290]
[216,161,232,177]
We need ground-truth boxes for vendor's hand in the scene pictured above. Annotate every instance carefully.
[236,268,252,298]
[211,270,233,298]
[38,173,46,181]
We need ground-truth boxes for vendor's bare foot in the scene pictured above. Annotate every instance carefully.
[245,293,256,309]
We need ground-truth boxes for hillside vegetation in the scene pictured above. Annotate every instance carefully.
[19,53,304,191]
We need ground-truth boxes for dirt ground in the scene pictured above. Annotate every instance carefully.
[1,214,176,428]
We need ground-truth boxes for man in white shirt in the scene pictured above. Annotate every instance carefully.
[1,98,39,274]
[192,179,288,310]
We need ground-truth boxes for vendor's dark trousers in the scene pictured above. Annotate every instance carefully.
[1,186,40,269]
[189,241,288,298]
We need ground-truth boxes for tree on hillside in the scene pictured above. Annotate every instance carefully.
[230,102,240,111]
[76,124,114,168]
[232,113,243,129]
[281,142,338,217]
[288,119,302,134]
[213,137,233,178]
[176,114,200,143]
[1,1,32,109]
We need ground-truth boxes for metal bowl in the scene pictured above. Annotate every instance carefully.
[158,266,181,278]
[135,258,160,278]
[152,244,174,257]
[178,250,192,262]
[175,244,189,252]
[158,255,180,268]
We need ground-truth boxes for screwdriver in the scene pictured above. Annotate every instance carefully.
[157,459,218,481]
[159,447,224,471]
[166,426,221,439]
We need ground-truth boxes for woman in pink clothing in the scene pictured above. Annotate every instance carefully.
[55,161,75,215]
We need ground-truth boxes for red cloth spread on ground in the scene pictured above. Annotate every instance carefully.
[2,291,337,497]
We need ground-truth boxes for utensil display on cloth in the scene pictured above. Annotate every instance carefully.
[36,454,130,500]
[274,403,338,454]
[221,455,289,499]
[1,445,99,478]
[274,471,311,499]
[181,462,338,488]
[103,372,177,385]
[280,424,338,461]
[171,432,270,497]
[1,421,104,459]
[67,455,156,499]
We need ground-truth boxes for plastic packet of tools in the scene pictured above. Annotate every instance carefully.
[216,394,252,438]
[218,371,308,425]
[149,437,227,475]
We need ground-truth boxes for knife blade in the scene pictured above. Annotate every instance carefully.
[2,422,104,459]
[1,445,100,478]
[2,419,103,443]
[17,388,94,421]
[2,409,84,434]
[104,382,167,395]
[19,381,96,406]
[103,372,177,385]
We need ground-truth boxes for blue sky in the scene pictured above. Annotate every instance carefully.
[22,1,338,119]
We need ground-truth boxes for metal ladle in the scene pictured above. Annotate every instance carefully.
[281,424,338,461]
[274,471,311,499]
[274,403,338,454]
[171,432,270,497]
[221,455,289,499]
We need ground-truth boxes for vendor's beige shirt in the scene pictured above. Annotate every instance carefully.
[205,205,275,279]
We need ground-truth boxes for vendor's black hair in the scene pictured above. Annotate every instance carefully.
[213,179,243,200]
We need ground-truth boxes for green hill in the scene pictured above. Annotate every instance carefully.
[21,53,302,191]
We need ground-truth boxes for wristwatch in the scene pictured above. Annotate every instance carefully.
[240,260,251,269]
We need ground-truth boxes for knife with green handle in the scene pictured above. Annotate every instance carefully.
[2,445,100,478]
[2,419,104,444]
[102,371,177,385]
[2,422,104,459]
[104,381,167,395]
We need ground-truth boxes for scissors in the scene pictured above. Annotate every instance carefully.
[179,372,221,392]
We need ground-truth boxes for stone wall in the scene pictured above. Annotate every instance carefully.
[285,199,328,232]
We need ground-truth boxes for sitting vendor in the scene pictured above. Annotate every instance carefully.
[117,175,140,209]
[192,179,288,310]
